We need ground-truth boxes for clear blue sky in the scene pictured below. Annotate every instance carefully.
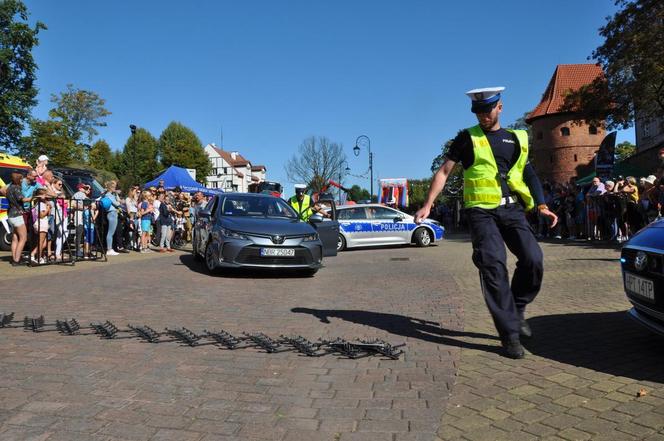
[24,0,633,191]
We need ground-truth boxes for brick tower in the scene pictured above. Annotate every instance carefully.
[526,64,605,184]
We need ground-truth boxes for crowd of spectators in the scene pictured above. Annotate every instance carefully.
[536,172,664,243]
[101,182,208,256]
[1,158,208,266]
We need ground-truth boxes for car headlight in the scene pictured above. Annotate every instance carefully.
[302,233,319,242]
[220,228,249,240]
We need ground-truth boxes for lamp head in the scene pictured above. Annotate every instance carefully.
[353,145,360,157]
[129,124,137,134]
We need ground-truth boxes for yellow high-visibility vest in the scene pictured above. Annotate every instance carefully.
[462,125,535,211]
[289,194,313,221]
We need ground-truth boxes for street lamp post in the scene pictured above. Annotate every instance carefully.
[353,135,373,201]
[129,125,137,183]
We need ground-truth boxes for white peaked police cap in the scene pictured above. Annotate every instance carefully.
[38,154,49,162]
[294,184,306,190]
[465,87,505,113]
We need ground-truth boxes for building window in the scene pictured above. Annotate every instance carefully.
[574,154,578,162]
[536,132,543,140]
[589,125,598,135]
[560,127,570,136]
[550,155,553,164]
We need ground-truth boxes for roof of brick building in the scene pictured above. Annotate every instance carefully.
[526,64,604,123]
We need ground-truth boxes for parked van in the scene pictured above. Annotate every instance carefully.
[0,152,31,250]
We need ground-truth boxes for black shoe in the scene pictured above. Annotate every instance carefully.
[502,336,525,359]
[519,318,532,338]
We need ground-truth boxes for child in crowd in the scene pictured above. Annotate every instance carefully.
[35,154,49,186]
[83,199,98,259]
[30,188,50,264]
[138,191,154,253]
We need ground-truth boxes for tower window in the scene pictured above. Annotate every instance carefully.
[560,127,570,136]
[550,155,554,164]
[589,125,598,135]
[574,154,578,162]
[536,132,543,140]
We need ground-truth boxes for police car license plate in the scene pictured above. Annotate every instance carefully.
[625,272,655,302]
[260,248,295,257]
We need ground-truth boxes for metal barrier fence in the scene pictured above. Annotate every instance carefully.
[27,197,106,267]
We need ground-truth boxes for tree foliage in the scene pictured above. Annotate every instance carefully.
[16,119,82,166]
[0,0,46,150]
[562,0,664,129]
[285,136,347,193]
[158,121,211,184]
[430,134,464,197]
[117,127,160,187]
[347,184,370,203]
[615,140,636,162]
[48,84,111,147]
[88,139,112,170]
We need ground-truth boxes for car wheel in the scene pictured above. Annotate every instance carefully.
[414,227,432,247]
[204,242,218,273]
[337,234,346,252]
[0,222,11,252]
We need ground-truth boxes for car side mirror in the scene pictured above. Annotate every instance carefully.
[309,214,323,223]
[198,209,211,219]
[394,216,404,222]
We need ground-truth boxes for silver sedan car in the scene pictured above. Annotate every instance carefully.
[336,204,444,251]
[193,193,338,275]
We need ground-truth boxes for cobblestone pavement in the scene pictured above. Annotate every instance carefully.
[1,236,662,441]
[0,244,462,441]
[437,237,664,441]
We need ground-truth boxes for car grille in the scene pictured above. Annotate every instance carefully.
[622,248,663,276]
[234,246,311,266]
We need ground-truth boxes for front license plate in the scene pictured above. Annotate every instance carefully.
[625,272,655,302]
[260,248,295,257]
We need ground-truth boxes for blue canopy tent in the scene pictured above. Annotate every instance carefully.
[144,165,223,196]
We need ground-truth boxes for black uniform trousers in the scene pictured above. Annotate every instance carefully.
[466,203,544,340]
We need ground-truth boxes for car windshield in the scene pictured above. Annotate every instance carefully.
[220,195,297,219]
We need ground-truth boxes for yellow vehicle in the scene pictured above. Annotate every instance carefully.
[0,152,31,250]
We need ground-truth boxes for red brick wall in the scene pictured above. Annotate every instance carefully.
[530,114,604,183]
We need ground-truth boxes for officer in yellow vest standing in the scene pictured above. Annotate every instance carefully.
[415,87,558,359]
[289,184,315,221]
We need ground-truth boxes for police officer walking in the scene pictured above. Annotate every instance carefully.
[415,87,558,359]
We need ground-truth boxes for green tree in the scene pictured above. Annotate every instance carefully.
[347,185,370,202]
[562,0,664,129]
[48,84,111,153]
[615,141,636,162]
[158,121,212,183]
[16,119,83,165]
[119,127,160,187]
[408,178,437,210]
[0,0,46,150]
[88,139,112,170]
[430,134,463,197]
[285,136,347,193]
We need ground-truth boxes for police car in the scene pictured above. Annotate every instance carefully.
[335,204,444,251]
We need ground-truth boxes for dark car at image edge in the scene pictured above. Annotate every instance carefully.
[620,217,664,336]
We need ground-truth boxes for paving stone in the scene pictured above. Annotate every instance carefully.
[556,427,593,441]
